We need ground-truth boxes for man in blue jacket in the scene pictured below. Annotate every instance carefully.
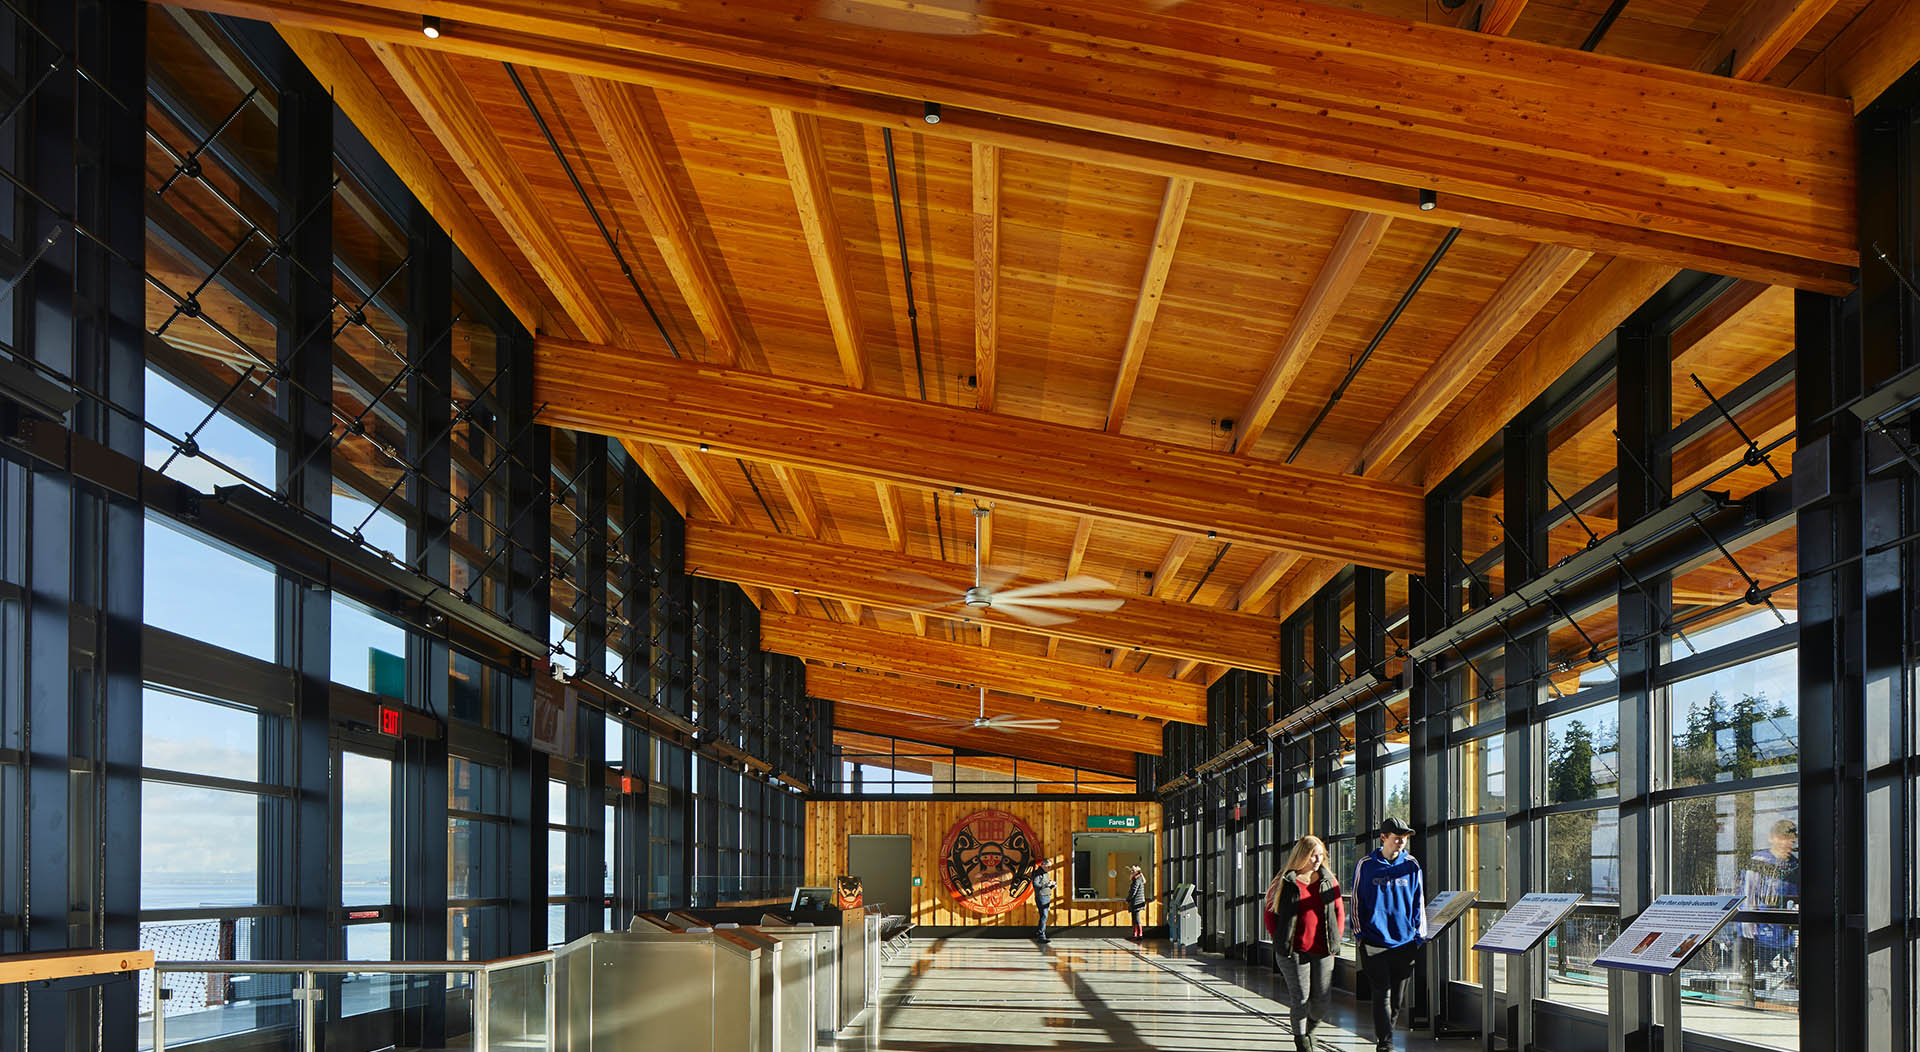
[1353,817,1427,1051]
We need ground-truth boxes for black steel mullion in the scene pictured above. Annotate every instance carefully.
[1609,313,1669,1050]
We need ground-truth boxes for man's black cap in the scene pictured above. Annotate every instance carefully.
[1377,817,1416,836]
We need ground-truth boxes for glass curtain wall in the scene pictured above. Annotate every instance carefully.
[0,8,822,1049]
[1167,270,1835,1052]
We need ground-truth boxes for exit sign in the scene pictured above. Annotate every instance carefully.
[1087,815,1139,829]
[377,706,402,737]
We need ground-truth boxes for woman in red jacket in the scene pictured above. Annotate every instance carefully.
[1264,835,1346,1052]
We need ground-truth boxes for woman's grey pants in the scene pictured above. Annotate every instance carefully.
[1273,947,1334,1048]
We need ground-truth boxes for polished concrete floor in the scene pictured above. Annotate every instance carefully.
[829,937,1461,1051]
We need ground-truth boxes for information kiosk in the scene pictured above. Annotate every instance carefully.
[1593,894,1745,1047]
[1470,893,1585,1051]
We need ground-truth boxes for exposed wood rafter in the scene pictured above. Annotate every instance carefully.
[769,108,869,389]
[367,41,620,342]
[278,28,543,332]
[973,142,999,411]
[1235,210,1393,455]
[1353,243,1591,478]
[665,445,737,524]
[1105,176,1195,432]
[572,75,760,369]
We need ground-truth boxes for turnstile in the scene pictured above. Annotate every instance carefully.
[758,917,841,1035]
[556,927,768,1052]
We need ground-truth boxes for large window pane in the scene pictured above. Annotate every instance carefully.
[141,783,261,909]
[1545,807,1619,904]
[1546,707,1620,803]
[143,688,258,782]
[1680,923,1800,1051]
[332,596,407,695]
[1669,650,1799,788]
[1543,915,1618,1013]
[448,817,506,901]
[1669,788,1798,902]
[143,517,276,661]
[143,366,276,493]
[1449,734,1505,817]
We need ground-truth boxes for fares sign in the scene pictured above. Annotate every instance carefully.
[940,809,1041,916]
[1087,815,1140,829]
[1472,893,1585,955]
[1594,895,1743,974]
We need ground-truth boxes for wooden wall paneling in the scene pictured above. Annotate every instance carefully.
[806,799,1164,930]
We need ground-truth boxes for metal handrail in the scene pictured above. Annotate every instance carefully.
[150,951,555,1052]
[152,950,554,975]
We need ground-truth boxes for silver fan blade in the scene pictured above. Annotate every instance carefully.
[982,716,1062,730]
[978,566,1022,592]
[993,575,1117,601]
[998,596,1127,613]
[990,604,1075,627]
[883,570,966,595]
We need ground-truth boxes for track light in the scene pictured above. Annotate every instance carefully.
[421,14,442,38]
[698,443,710,452]
[923,101,942,125]
[1418,188,1437,211]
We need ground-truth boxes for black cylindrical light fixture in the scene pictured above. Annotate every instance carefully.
[923,101,942,125]
[421,14,442,38]
[1418,188,1437,211]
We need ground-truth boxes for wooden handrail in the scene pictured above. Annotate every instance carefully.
[0,949,153,986]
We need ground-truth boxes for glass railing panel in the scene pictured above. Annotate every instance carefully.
[145,968,299,1052]
[483,957,552,1051]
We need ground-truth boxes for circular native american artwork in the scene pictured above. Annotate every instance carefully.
[939,809,1041,916]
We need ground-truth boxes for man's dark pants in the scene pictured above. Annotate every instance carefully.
[1037,902,1050,941]
[1359,941,1419,1045]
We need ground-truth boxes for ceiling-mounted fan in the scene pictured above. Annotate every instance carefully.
[923,685,1061,733]
[892,505,1125,627]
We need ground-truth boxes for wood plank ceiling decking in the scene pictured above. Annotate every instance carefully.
[148,0,1913,773]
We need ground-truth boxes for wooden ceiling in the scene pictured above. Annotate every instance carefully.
[152,0,1913,766]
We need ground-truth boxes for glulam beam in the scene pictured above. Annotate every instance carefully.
[164,0,1857,290]
[535,341,1427,572]
[684,520,1282,671]
[760,611,1207,723]
[810,666,1161,755]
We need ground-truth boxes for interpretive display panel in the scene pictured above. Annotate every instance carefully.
[1471,893,1584,954]
[1593,894,1743,974]
[1425,890,1478,934]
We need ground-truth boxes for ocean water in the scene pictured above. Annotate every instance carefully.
[143,877,568,958]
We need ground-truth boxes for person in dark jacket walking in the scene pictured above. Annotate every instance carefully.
[1032,865,1057,943]
[1125,865,1148,939]
[1353,817,1427,1051]
[1265,835,1346,1052]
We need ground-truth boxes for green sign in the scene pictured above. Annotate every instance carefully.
[912,876,923,887]
[1087,815,1140,830]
